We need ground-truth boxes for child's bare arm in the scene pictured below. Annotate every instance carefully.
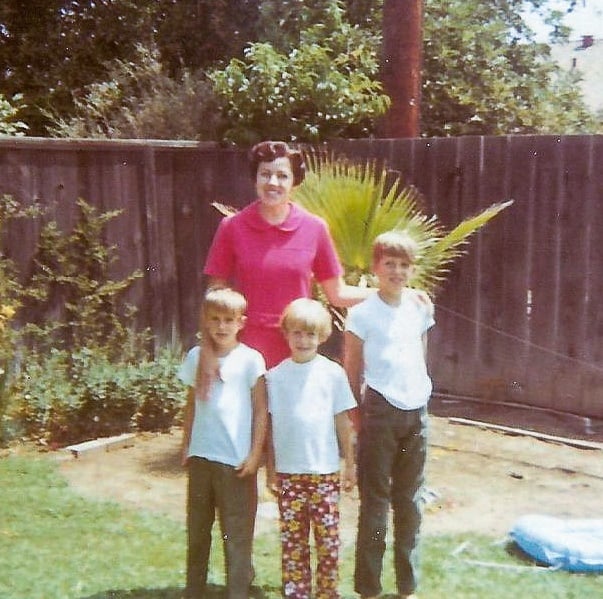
[335,411,356,491]
[265,416,279,496]
[236,375,268,477]
[343,331,364,432]
[180,387,195,467]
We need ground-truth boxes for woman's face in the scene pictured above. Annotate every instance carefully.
[256,156,295,208]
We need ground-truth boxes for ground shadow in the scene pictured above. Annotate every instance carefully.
[141,445,182,477]
[80,584,275,598]
[430,394,603,442]
[504,539,545,567]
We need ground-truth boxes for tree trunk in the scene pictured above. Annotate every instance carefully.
[380,0,424,138]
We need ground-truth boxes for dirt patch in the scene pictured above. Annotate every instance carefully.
[51,415,603,547]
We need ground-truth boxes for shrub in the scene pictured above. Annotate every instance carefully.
[132,349,185,433]
[10,348,186,446]
[0,195,43,444]
[20,199,146,361]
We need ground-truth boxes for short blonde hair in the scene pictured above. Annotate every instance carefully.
[202,287,247,320]
[280,298,332,342]
[372,230,419,264]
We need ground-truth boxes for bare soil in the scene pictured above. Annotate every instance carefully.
[52,415,603,547]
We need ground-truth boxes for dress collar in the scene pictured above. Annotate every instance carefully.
[243,200,304,232]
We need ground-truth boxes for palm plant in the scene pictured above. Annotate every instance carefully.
[294,150,513,296]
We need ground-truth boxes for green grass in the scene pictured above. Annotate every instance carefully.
[1,456,601,599]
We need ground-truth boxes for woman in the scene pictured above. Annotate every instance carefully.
[204,140,369,368]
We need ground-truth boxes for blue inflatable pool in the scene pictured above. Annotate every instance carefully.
[510,514,603,572]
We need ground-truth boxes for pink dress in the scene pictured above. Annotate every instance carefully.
[204,201,343,367]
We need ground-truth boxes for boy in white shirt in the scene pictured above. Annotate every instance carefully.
[344,231,435,599]
[179,288,267,599]
[266,298,356,599]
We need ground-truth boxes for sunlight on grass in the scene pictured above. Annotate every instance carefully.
[1,457,185,599]
[1,456,600,598]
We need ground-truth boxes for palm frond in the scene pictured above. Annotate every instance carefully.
[296,151,513,296]
[413,200,514,291]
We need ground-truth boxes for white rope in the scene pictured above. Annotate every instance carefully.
[434,303,603,375]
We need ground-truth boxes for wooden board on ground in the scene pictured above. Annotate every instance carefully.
[64,433,136,458]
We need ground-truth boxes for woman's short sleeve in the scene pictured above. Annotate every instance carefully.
[311,219,343,282]
[203,216,235,280]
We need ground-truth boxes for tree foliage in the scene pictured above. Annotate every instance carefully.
[0,1,154,135]
[48,46,223,140]
[153,0,261,75]
[0,0,597,139]
[420,0,596,135]
[20,199,144,360]
[0,93,28,136]
[209,0,388,142]
[209,42,388,143]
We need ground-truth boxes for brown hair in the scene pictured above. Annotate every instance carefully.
[372,230,419,265]
[249,141,305,186]
[280,298,332,343]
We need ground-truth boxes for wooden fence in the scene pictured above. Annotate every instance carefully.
[1,135,602,418]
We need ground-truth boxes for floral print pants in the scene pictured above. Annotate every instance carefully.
[277,473,341,599]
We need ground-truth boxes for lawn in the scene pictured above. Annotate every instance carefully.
[1,455,600,599]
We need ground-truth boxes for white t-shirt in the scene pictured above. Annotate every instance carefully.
[345,291,435,410]
[267,354,356,474]
[178,343,266,467]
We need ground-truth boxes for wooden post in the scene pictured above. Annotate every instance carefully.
[381,0,424,138]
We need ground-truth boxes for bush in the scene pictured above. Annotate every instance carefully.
[10,348,186,446]
[1,194,184,446]
[20,199,145,361]
[0,195,43,444]
[132,349,185,433]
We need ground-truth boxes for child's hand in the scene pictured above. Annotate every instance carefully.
[342,463,356,492]
[235,452,261,477]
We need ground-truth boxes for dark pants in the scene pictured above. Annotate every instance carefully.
[185,457,257,599]
[354,388,428,597]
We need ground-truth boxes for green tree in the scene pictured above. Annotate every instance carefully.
[257,0,350,51]
[48,46,223,140]
[420,0,596,135]
[0,1,153,135]
[153,0,261,75]
[209,2,388,142]
[0,195,42,443]
[7,0,596,139]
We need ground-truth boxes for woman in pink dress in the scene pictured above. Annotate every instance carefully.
[203,140,370,368]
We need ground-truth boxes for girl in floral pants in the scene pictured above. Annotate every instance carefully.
[267,299,356,598]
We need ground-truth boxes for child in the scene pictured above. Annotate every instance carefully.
[266,298,356,599]
[344,231,435,599]
[179,287,267,599]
